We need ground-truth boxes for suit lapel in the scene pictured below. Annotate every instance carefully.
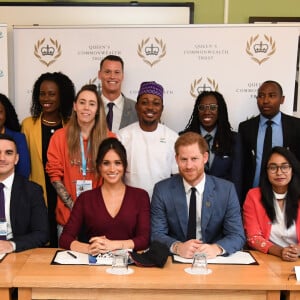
[172,176,189,237]
[33,117,43,162]
[281,113,289,146]
[201,176,214,235]
[120,96,132,128]
[249,116,260,153]
[9,176,22,231]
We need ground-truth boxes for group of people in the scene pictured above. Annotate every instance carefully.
[1,54,300,264]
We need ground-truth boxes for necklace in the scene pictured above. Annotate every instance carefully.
[42,118,60,125]
[273,191,287,200]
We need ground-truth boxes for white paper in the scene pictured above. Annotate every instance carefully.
[174,251,256,265]
[53,249,132,265]
[54,251,89,265]
[294,266,300,281]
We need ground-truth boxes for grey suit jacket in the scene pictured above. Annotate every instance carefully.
[151,174,245,255]
[119,95,138,129]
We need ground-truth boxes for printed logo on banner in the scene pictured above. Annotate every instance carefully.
[190,78,219,98]
[137,37,166,67]
[246,34,276,65]
[34,38,62,67]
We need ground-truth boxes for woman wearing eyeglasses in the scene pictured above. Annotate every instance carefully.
[243,147,300,261]
[180,91,242,202]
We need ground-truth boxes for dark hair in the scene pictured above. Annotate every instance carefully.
[181,91,234,156]
[0,94,21,131]
[100,55,124,71]
[96,138,128,174]
[31,72,75,122]
[258,80,283,97]
[260,147,300,228]
[0,133,17,149]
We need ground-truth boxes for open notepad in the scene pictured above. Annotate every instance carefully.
[173,251,258,265]
[52,250,130,265]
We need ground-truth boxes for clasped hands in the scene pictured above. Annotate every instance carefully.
[281,244,300,262]
[88,236,113,256]
[176,239,222,259]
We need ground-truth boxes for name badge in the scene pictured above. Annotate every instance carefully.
[0,221,8,238]
[76,180,92,197]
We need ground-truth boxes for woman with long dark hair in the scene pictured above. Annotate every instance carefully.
[181,91,242,201]
[243,147,300,261]
[59,137,150,254]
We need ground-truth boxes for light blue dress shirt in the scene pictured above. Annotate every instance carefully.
[252,112,283,187]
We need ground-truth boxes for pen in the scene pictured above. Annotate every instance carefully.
[67,251,77,259]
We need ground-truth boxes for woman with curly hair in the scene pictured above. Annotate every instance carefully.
[243,147,300,261]
[0,93,30,178]
[22,72,75,247]
[180,91,242,202]
[46,84,115,239]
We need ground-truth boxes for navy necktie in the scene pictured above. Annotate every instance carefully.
[106,102,114,131]
[0,183,6,240]
[261,120,273,178]
[204,134,212,171]
[187,187,197,240]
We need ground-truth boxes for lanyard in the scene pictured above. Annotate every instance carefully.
[80,134,90,176]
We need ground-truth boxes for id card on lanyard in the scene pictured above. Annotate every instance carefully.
[76,135,92,197]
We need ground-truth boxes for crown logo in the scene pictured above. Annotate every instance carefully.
[0,70,4,77]
[34,38,62,67]
[253,41,269,53]
[145,44,160,56]
[190,78,219,98]
[137,37,166,67]
[41,44,55,56]
[246,34,276,65]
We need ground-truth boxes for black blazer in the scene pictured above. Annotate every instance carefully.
[238,113,300,201]
[10,174,49,252]
[207,132,243,202]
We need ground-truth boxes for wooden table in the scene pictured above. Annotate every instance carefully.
[0,249,31,300]
[254,251,300,300]
[13,248,284,300]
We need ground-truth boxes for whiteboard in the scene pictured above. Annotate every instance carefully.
[0,2,194,28]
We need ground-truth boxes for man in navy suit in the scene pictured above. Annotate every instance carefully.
[98,55,138,132]
[238,80,300,201]
[0,134,48,253]
[151,132,245,259]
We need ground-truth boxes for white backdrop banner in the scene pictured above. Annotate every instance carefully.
[0,24,8,96]
[13,25,300,132]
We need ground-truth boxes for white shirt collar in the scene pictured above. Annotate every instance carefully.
[1,172,15,189]
[101,94,123,110]
[182,174,206,194]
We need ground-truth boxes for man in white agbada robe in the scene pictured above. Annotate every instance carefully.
[118,81,178,198]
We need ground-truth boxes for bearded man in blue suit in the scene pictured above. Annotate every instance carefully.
[151,132,245,259]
